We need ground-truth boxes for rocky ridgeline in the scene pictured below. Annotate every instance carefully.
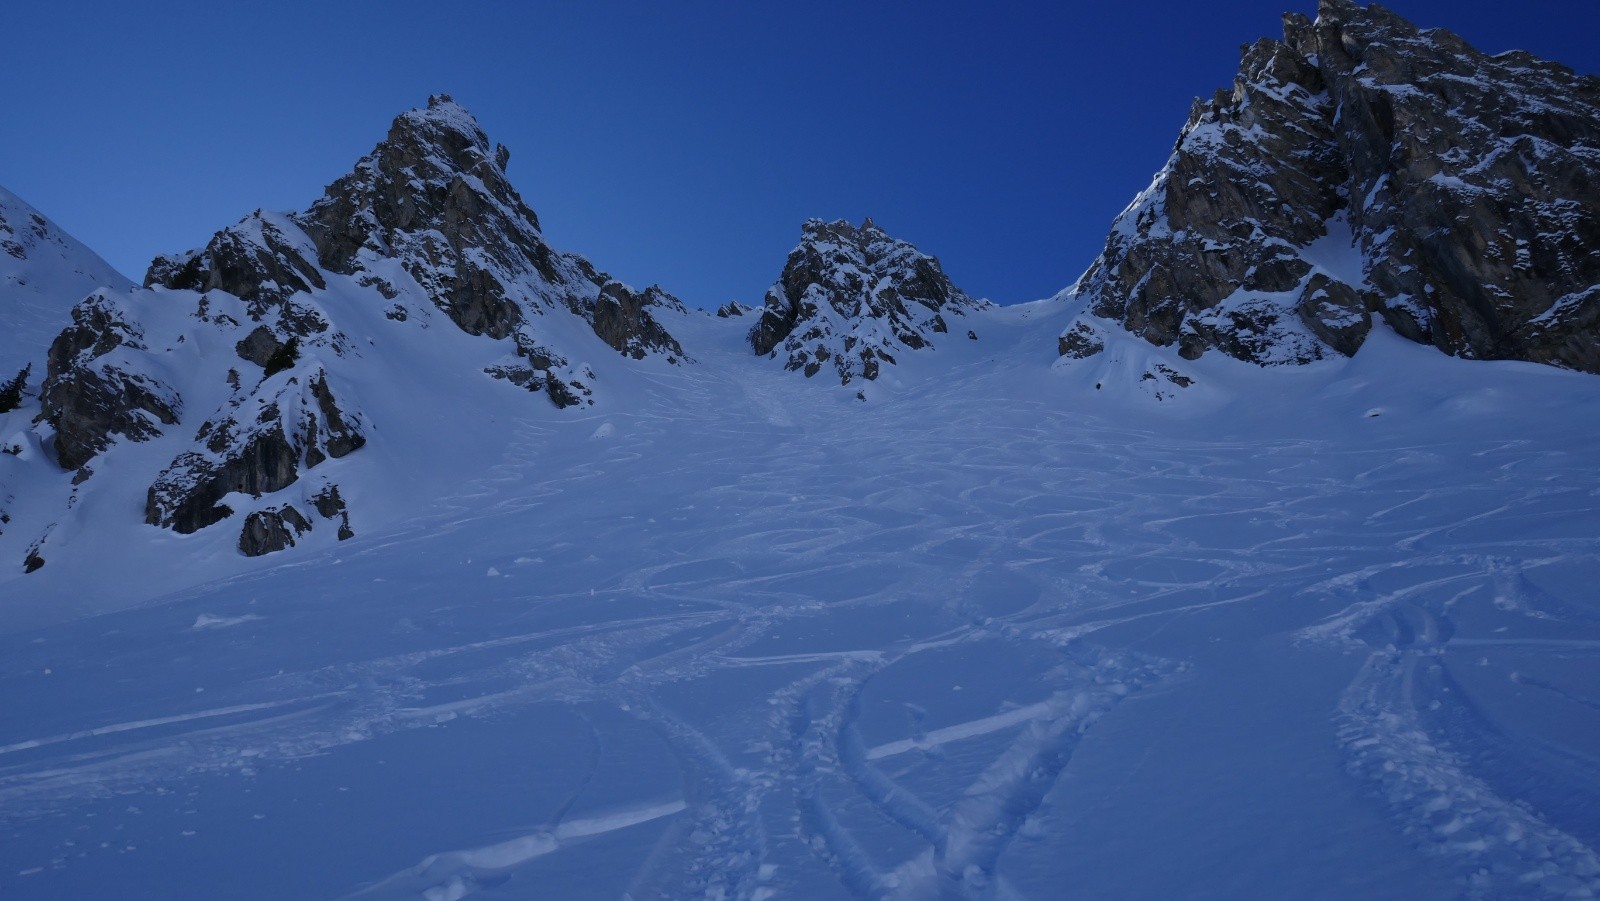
[12,96,690,562]
[1064,0,1600,373]
[749,218,985,386]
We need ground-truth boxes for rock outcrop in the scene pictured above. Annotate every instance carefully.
[586,281,688,362]
[1065,0,1600,371]
[750,218,986,384]
[145,369,365,536]
[37,291,179,471]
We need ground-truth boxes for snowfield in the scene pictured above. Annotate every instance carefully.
[2,299,1599,900]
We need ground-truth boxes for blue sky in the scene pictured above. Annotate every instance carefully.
[6,1,1597,307]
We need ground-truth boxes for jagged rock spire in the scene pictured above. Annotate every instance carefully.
[1065,1,1600,372]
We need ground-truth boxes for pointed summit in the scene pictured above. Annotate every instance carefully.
[294,95,548,314]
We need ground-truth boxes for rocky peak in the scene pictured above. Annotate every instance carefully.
[1064,1,1600,373]
[12,96,693,570]
[749,218,985,385]
[295,95,538,286]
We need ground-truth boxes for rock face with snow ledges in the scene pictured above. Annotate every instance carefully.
[150,94,689,402]
[749,218,986,385]
[1064,0,1600,372]
[2,96,691,566]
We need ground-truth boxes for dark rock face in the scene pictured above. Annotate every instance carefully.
[38,292,179,470]
[749,218,986,384]
[235,326,285,368]
[146,370,365,534]
[239,505,312,556]
[589,281,687,361]
[311,483,355,541]
[1068,0,1600,371]
[236,484,353,558]
[716,301,752,318]
[147,213,327,318]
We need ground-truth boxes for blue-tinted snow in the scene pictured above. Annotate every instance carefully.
[2,301,1599,899]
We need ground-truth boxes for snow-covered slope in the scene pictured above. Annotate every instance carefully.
[0,186,132,397]
[1063,0,1600,374]
[748,218,987,388]
[1,293,1598,900]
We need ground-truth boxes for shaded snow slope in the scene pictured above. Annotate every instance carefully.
[0,186,132,386]
[1,294,1597,899]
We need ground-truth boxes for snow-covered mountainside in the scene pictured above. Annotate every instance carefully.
[1,6,1599,899]
[0,187,132,407]
[2,297,1599,900]
[1062,0,1600,373]
[748,218,987,387]
[0,95,690,569]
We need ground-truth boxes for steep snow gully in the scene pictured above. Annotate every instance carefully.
[2,303,1599,899]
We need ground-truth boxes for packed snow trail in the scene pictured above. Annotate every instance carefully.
[2,305,1599,899]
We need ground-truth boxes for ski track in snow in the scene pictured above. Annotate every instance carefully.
[2,313,1599,898]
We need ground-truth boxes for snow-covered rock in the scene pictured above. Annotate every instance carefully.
[749,218,987,385]
[1065,0,1600,372]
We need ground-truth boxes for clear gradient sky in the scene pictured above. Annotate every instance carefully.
[6,1,1598,308]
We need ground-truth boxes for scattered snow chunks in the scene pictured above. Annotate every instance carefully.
[145,366,365,551]
[37,290,180,470]
[1336,647,1600,897]
[749,218,987,385]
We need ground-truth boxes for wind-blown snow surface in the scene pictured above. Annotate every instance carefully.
[2,301,1599,900]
